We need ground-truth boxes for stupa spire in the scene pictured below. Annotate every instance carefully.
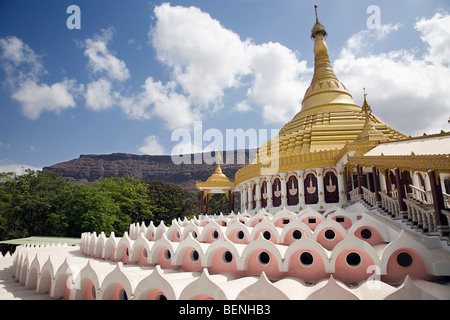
[311,5,327,39]
[301,5,355,111]
[214,147,223,174]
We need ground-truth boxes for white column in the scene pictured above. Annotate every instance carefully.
[317,168,325,207]
[280,172,288,207]
[240,187,245,213]
[440,173,449,194]
[379,170,387,194]
[424,172,431,191]
[337,166,346,204]
[255,178,262,210]
[247,182,253,211]
[266,176,273,208]
[296,170,305,206]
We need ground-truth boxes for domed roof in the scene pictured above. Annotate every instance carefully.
[196,151,234,189]
[205,163,232,184]
[234,6,406,184]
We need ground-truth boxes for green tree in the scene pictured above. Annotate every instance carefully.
[208,194,229,214]
[0,170,67,239]
[57,183,119,237]
[146,180,197,225]
[94,176,155,233]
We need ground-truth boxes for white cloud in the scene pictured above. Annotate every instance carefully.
[234,100,253,112]
[85,78,114,111]
[415,11,450,67]
[334,13,450,136]
[118,77,198,130]
[244,42,311,124]
[0,36,81,119]
[148,79,198,130]
[0,162,42,175]
[149,3,312,128]
[151,3,251,108]
[343,23,402,56]
[0,35,45,86]
[170,140,203,155]
[11,79,78,120]
[84,28,130,82]
[138,135,166,155]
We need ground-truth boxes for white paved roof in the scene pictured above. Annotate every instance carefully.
[364,135,450,156]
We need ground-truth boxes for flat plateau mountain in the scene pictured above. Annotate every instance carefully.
[43,150,256,192]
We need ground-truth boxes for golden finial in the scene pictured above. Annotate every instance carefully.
[361,87,372,117]
[216,147,222,165]
[311,5,327,39]
[314,5,319,23]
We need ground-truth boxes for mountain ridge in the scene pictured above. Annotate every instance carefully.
[43,149,256,192]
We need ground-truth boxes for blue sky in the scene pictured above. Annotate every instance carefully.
[0,0,449,173]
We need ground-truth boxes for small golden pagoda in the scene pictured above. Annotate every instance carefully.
[196,150,235,214]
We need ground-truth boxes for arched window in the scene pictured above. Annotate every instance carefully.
[324,170,339,203]
[304,173,318,204]
[287,175,299,205]
[252,183,257,209]
[261,180,267,208]
[272,178,282,207]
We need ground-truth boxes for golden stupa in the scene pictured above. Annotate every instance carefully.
[235,6,406,184]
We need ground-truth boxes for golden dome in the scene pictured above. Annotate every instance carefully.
[262,7,404,156]
[196,150,234,189]
[234,6,406,184]
[205,163,232,184]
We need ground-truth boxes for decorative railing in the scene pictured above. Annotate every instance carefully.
[444,193,450,209]
[361,186,376,207]
[409,185,433,204]
[349,188,360,203]
[408,184,449,209]
[403,198,436,233]
[442,210,450,229]
[378,191,400,218]
[391,189,398,199]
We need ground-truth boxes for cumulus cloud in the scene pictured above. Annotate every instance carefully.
[118,77,198,130]
[415,11,450,67]
[85,78,114,111]
[0,36,80,119]
[334,12,450,136]
[0,160,42,175]
[84,28,130,82]
[151,3,252,108]
[138,135,166,155]
[149,3,312,127]
[11,80,78,119]
[243,42,311,124]
[0,36,45,86]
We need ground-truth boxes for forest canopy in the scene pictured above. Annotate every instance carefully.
[0,170,211,241]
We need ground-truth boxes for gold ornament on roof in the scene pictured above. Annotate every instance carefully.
[311,5,327,39]
[361,87,373,118]
[196,147,234,189]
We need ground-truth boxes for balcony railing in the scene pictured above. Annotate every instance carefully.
[361,186,376,207]
[409,184,433,204]
[349,188,360,203]
[378,191,400,218]
[403,198,436,233]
